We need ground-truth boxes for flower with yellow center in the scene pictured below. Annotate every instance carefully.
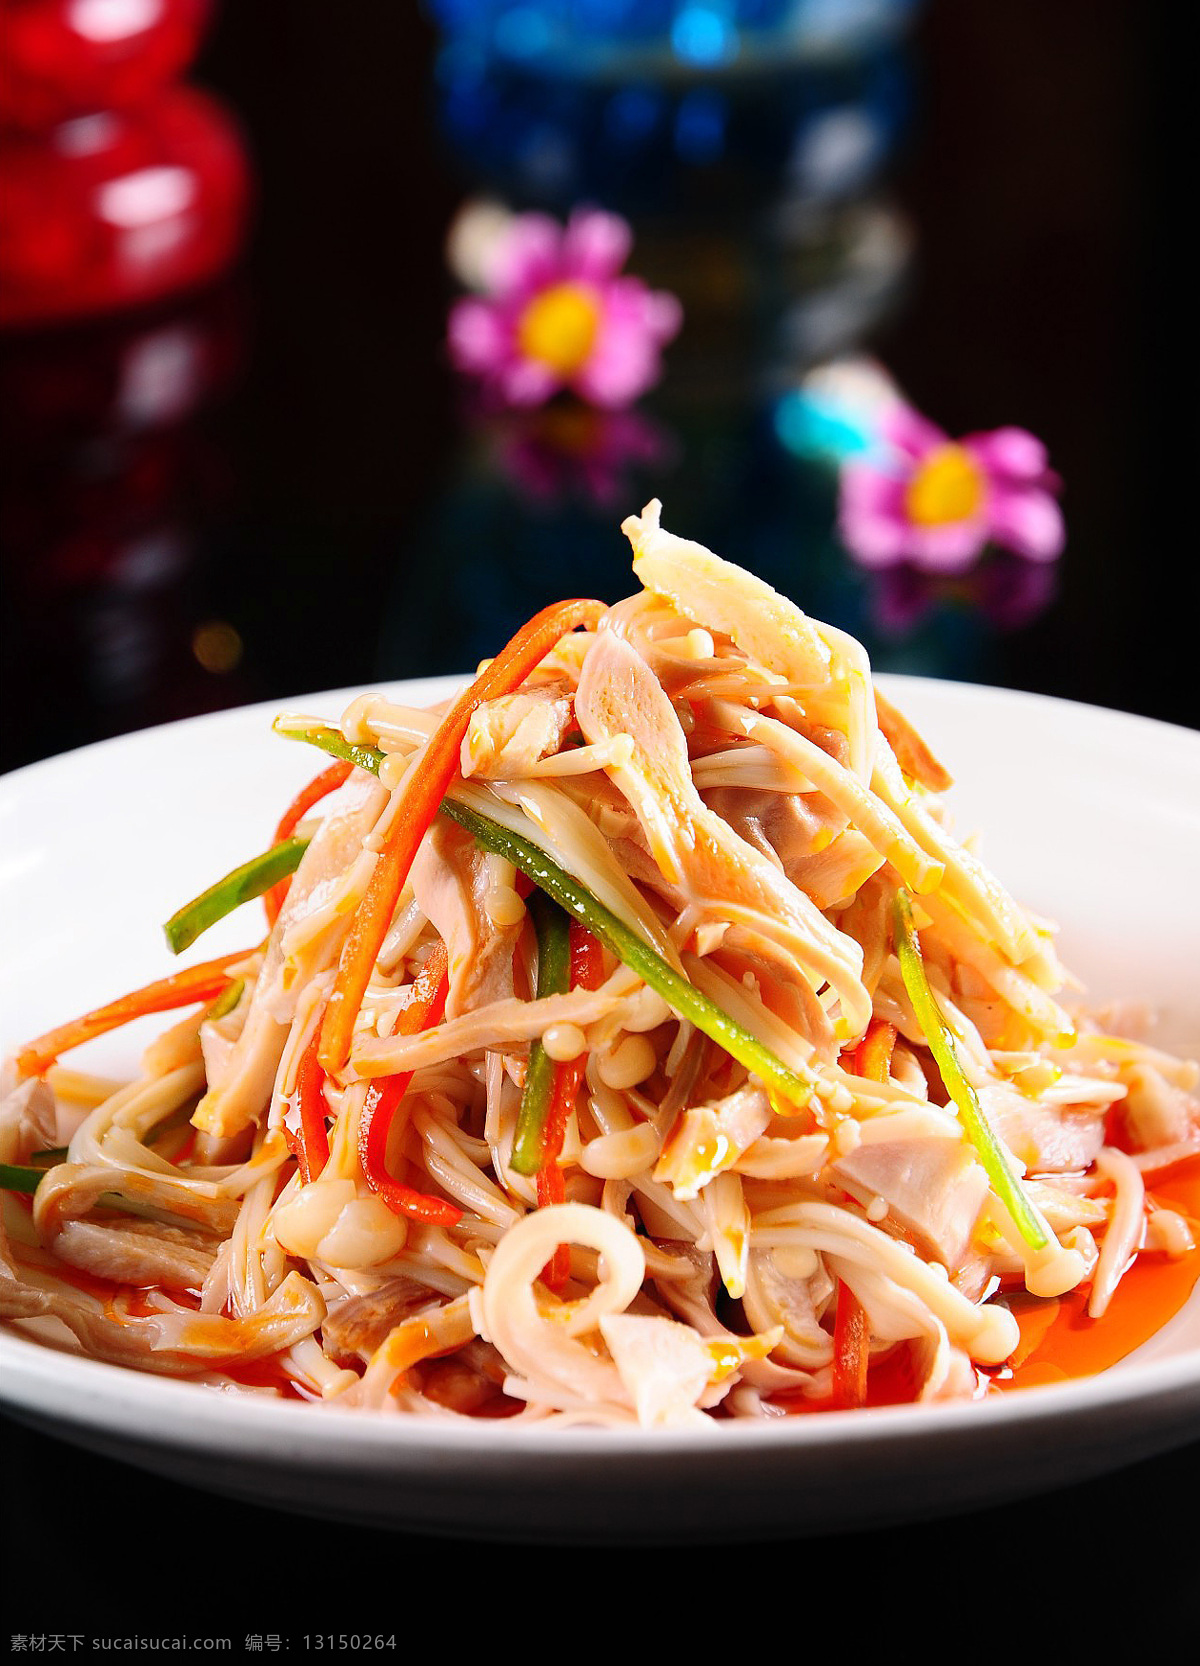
[516,282,601,377]
[904,444,986,528]
[836,397,1064,573]
[447,206,681,408]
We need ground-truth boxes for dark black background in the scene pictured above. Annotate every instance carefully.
[2,0,1196,1624]
[1,0,1195,769]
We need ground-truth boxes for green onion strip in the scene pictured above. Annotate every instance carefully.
[164,838,309,955]
[511,892,572,1176]
[272,720,386,775]
[157,722,382,955]
[893,887,1048,1250]
[203,978,245,1023]
[1,1099,212,1198]
[0,1162,44,1194]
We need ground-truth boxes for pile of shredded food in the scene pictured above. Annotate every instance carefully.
[3,502,1199,1426]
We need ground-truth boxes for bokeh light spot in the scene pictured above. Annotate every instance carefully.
[192,620,243,673]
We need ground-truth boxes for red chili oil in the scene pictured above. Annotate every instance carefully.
[774,1154,1200,1414]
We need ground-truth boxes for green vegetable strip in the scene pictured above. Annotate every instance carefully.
[4,1102,201,1195]
[273,719,386,775]
[163,713,388,959]
[441,799,815,1112]
[0,1160,196,1221]
[511,893,573,1176]
[203,978,245,1023]
[0,1162,43,1194]
[143,1100,201,1150]
[282,719,816,1111]
[16,1097,199,1189]
[893,888,1048,1250]
[164,838,310,955]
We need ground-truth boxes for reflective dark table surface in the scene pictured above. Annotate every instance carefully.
[1,0,1194,1623]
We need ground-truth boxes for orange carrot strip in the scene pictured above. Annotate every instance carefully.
[16,947,257,1078]
[832,1280,870,1409]
[318,598,605,1073]
[263,759,354,927]
[357,944,461,1226]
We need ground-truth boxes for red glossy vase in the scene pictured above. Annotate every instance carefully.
[0,83,249,327]
[0,0,212,131]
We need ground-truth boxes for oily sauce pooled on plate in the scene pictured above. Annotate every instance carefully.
[776,1156,1200,1413]
[995,1154,1200,1391]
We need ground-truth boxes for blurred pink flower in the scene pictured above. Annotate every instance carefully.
[838,405,1064,573]
[447,208,681,410]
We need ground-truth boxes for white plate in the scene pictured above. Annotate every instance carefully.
[2,675,1199,1541]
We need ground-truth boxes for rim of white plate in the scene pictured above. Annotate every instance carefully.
[1,1321,1197,1458]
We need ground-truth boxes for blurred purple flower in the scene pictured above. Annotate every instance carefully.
[447,208,681,410]
[867,551,1059,639]
[838,405,1065,574]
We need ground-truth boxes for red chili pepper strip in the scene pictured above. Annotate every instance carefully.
[853,1017,897,1085]
[536,1162,570,1289]
[357,944,461,1226]
[367,1164,463,1228]
[293,1020,331,1185]
[829,1018,898,1403]
[536,1063,581,1294]
[16,948,257,1078]
[264,759,354,927]
[832,1281,870,1410]
[318,598,605,1074]
[534,924,604,1289]
[536,1064,578,1292]
[538,924,604,1172]
[569,922,605,997]
[538,1056,585,1187]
